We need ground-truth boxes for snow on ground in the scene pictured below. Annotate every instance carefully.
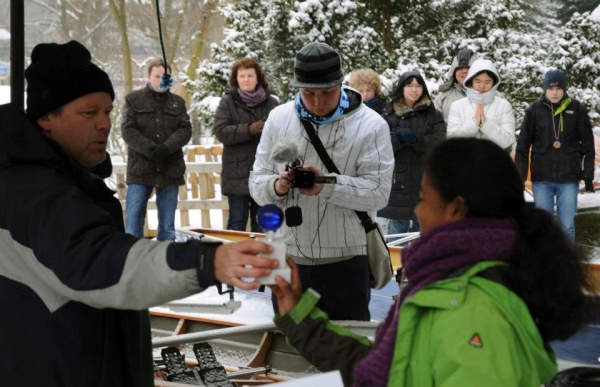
[148,186,600,325]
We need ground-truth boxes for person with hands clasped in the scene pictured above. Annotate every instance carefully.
[447,59,516,151]
[269,138,596,387]
[378,71,445,242]
[515,69,595,241]
[250,42,393,321]
[122,58,191,241]
[214,58,278,232]
[0,41,280,387]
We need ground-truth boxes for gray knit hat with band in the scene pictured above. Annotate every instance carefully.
[291,42,344,88]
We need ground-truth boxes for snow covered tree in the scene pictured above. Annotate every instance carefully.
[548,8,600,126]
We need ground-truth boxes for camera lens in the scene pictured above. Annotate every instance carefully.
[293,169,315,188]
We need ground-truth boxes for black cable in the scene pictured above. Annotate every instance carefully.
[154,0,173,89]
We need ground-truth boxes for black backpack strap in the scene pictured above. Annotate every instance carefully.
[300,118,374,230]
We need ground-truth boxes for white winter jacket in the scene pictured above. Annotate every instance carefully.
[447,59,516,150]
[249,88,393,261]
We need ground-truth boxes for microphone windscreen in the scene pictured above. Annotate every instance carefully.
[270,139,301,164]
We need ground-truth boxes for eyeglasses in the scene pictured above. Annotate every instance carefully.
[405,84,423,89]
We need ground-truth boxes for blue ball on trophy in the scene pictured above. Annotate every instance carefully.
[257,204,284,232]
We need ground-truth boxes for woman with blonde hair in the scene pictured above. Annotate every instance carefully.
[348,68,385,113]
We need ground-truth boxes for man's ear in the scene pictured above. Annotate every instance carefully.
[37,114,52,132]
[450,196,468,220]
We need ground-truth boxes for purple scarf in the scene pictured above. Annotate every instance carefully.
[237,85,267,107]
[352,218,519,387]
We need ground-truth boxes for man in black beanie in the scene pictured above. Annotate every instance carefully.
[0,41,279,387]
[516,68,595,241]
[250,42,394,321]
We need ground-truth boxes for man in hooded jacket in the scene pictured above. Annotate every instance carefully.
[434,49,478,121]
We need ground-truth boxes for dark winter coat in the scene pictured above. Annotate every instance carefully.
[213,88,278,195]
[0,103,220,387]
[122,85,192,187]
[516,96,595,183]
[378,72,446,219]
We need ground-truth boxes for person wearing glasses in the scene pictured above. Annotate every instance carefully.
[378,71,446,242]
[446,58,516,152]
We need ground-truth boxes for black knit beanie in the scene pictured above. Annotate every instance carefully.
[544,69,567,92]
[25,40,115,121]
[291,42,344,88]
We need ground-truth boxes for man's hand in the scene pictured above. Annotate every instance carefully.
[269,258,302,316]
[151,144,170,160]
[248,119,266,135]
[214,240,280,290]
[296,165,324,196]
[274,169,294,196]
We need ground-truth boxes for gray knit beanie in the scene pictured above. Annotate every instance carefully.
[291,42,344,88]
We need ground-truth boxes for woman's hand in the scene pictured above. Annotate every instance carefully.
[474,103,486,127]
[214,240,279,290]
[248,119,266,135]
[269,258,302,316]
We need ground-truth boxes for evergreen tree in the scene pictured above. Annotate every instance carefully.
[548,9,600,126]
[558,0,600,23]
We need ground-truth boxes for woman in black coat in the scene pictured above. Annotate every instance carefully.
[213,58,278,232]
[378,71,446,241]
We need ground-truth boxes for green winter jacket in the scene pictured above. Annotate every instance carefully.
[274,261,557,386]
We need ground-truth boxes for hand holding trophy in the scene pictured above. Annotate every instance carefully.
[256,204,291,284]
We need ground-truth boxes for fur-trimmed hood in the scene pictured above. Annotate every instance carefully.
[392,71,432,101]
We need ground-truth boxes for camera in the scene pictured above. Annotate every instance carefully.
[285,158,337,189]
[285,158,316,189]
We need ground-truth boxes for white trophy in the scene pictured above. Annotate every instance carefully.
[256,204,291,285]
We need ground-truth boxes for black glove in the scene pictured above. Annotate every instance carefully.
[585,179,595,193]
[395,129,418,144]
[151,144,170,160]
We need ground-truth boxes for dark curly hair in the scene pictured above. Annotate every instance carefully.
[425,137,597,342]
[228,57,269,90]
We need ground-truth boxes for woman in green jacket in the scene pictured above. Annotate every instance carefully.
[271,137,595,387]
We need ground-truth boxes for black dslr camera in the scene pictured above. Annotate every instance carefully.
[285,158,337,189]
[285,158,317,189]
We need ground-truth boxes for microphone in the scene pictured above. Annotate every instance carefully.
[269,140,337,188]
[270,139,302,165]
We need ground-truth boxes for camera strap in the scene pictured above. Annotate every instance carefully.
[300,119,376,232]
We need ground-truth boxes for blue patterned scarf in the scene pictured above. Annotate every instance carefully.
[294,88,350,125]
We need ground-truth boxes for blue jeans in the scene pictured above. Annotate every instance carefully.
[125,184,179,241]
[227,194,261,232]
[532,182,578,241]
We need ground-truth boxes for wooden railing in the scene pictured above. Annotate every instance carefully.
[112,145,228,237]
